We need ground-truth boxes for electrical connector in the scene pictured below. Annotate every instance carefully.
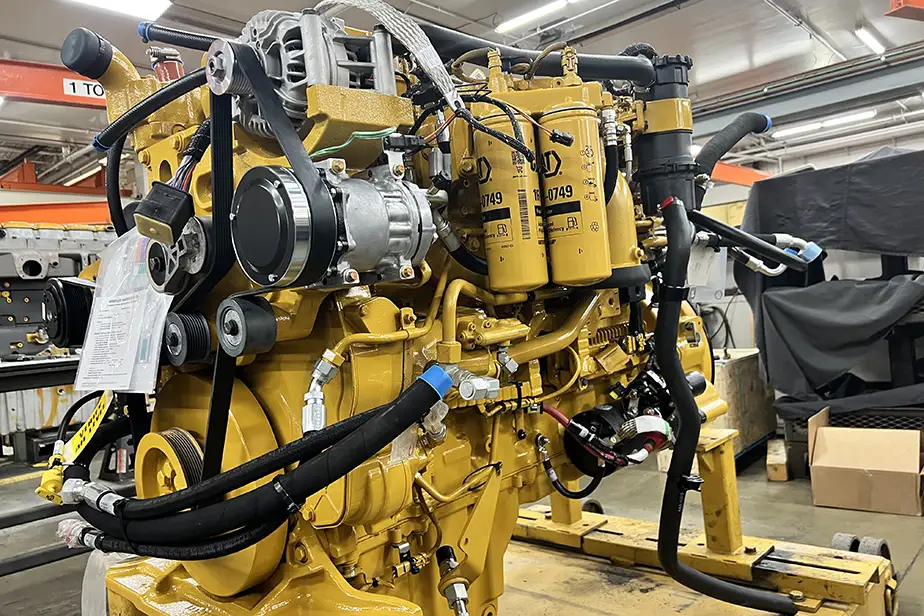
[134,181,194,246]
[551,129,574,146]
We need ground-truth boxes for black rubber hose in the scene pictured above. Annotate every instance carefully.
[415,23,655,84]
[73,416,132,468]
[687,210,806,272]
[92,519,282,560]
[449,245,489,276]
[93,68,207,151]
[138,22,217,52]
[694,112,771,207]
[603,144,620,204]
[620,42,658,60]
[121,405,386,520]
[107,136,129,236]
[552,472,603,499]
[78,378,443,545]
[655,199,798,615]
[56,391,103,442]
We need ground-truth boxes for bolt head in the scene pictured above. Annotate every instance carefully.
[392,163,405,177]
[788,590,804,602]
[343,269,360,284]
[294,544,309,564]
[403,312,416,325]
[400,265,415,279]
[330,159,346,174]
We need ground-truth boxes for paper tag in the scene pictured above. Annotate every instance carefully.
[687,244,720,287]
[75,230,171,393]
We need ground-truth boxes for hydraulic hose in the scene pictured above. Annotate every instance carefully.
[93,68,207,151]
[603,144,620,204]
[551,470,603,499]
[138,22,217,52]
[121,405,386,520]
[73,416,131,467]
[432,208,488,276]
[687,209,807,272]
[91,519,282,560]
[620,42,658,60]
[694,112,771,207]
[415,23,655,84]
[56,390,103,442]
[655,197,797,615]
[107,136,129,236]
[77,370,449,546]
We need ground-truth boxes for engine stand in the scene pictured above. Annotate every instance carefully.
[512,428,898,615]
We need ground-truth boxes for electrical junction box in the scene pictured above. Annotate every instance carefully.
[808,407,924,516]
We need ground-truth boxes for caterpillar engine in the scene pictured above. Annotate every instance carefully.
[41,4,814,615]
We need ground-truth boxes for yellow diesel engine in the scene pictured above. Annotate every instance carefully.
[41,4,814,616]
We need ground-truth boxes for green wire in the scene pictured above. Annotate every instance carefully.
[310,126,398,160]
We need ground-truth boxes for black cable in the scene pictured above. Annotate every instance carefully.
[93,69,207,151]
[655,197,797,615]
[461,94,528,159]
[457,109,535,166]
[106,136,129,236]
[138,22,217,52]
[57,391,103,442]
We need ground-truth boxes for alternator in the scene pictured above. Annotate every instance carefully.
[230,156,435,289]
[232,9,396,138]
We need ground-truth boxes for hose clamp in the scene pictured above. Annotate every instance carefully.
[272,478,300,515]
[660,285,689,302]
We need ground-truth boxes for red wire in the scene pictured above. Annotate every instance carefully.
[660,196,677,210]
[543,404,618,463]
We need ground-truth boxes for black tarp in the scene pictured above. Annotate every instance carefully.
[732,147,924,419]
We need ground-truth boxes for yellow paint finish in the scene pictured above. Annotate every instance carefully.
[637,98,694,134]
[146,374,286,597]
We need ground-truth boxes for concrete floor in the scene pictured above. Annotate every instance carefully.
[1,459,922,615]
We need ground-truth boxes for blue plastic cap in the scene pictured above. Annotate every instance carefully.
[419,365,452,398]
[761,114,773,133]
[799,242,822,263]
[91,136,108,153]
[138,22,149,39]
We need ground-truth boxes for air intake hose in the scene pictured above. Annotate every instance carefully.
[655,197,797,615]
[694,112,771,207]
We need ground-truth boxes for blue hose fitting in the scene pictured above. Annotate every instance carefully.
[419,365,452,398]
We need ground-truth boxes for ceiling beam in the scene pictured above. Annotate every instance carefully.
[692,40,924,137]
[0,146,43,177]
[761,0,847,61]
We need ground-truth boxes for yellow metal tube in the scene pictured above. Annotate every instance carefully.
[441,279,529,345]
[330,256,450,359]
[507,293,602,364]
[414,465,496,504]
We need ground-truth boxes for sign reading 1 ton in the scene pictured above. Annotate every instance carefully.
[63,78,106,100]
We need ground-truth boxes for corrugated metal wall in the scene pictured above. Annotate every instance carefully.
[0,385,96,435]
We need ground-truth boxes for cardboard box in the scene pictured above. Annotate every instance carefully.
[808,408,924,516]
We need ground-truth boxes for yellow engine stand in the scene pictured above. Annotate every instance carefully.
[512,428,898,616]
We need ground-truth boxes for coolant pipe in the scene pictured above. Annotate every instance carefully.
[728,247,786,277]
[655,197,798,615]
[414,23,655,84]
[507,293,602,365]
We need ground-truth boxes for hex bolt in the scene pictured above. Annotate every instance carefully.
[343,269,360,284]
[788,590,804,602]
[222,318,239,336]
[330,159,346,174]
[744,545,757,554]
[403,312,416,325]
[392,163,406,177]
[400,265,415,279]
[207,53,227,81]
[293,543,309,564]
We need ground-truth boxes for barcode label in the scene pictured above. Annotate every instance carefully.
[518,190,530,240]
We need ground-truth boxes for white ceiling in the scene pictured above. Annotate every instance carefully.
[0,0,919,170]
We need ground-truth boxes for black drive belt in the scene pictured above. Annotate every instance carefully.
[228,42,338,285]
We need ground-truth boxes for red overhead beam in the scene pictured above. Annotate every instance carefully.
[711,161,772,187]
[0,59,107,108]
[0,201,111,224]
[887,0,924,20]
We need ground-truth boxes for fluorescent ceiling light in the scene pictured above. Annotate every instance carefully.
[771,122,822,139]
[66,0,172,20]
[690,144,703,157]
[496,0,569,33]
[821,109,877,128]
[855,26,885,55]
[64,164,103,187]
